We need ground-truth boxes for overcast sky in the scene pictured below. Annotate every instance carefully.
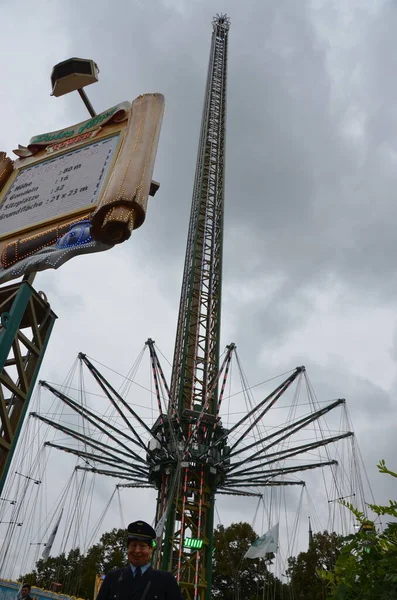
[1,0,397,582]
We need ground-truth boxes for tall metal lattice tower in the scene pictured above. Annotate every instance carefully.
[152,13,230,598]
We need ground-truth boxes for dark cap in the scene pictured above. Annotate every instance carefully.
[127,521,156,544]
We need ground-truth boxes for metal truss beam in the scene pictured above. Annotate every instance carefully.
[39,380,147,464]
[165,466,214,600]
[216,490,263,498]
[31,412,143,466]
[186,343,235,453]
[79,353,155,456]
[146,339,182,451]
[0,282,56,494]
[117,483,155,489]
[225,460,338,484]
[223,398,347,469]
[220,480,305,488]
[75,466,148,482]
[229,432,353,477]
[44,441,146,477]
[227,367,304,453]
[203,366,303,457]
[170,16,230,418]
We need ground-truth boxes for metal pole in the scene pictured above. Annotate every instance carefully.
[22,272,36,285]
[77,88,96,117]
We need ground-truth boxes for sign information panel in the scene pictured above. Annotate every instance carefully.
[0,135,119,238]
[0,93,164,284]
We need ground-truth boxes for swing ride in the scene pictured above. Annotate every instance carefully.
[0,348,371,599]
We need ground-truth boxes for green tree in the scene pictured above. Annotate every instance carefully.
[20,528,127,600]
[212,522,288,600]
[286,531,342,600]
[20,549,84,595]
[94,528,126,572]
[324,461,397,600]
[78,528,127,597]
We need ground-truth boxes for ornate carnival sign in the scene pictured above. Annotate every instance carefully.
[0,94,164,284]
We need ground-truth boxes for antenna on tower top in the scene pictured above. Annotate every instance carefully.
[213,13,231,30]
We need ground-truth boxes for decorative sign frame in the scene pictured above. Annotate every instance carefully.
[0,94,164,284]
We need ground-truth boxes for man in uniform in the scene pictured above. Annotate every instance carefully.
[96,521,183,600]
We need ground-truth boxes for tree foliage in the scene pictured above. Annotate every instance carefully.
[212,522,288,600]
[285,530,342,600]
[323,461,397,600]
[20,528,126,599]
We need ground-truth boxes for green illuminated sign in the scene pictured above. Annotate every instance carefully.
[183,537,203,549]
[28,102,130,147]
[31,109,117,144]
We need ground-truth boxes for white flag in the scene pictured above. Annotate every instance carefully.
[244,523,279,559]
[42,509,63,560]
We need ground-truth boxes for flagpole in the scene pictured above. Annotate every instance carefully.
[42,508,63,561]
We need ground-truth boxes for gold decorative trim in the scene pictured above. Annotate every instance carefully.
[90,93,165,244]
[0,153,13,193]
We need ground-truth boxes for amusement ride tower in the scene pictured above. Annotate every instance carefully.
[150,13,231,596]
